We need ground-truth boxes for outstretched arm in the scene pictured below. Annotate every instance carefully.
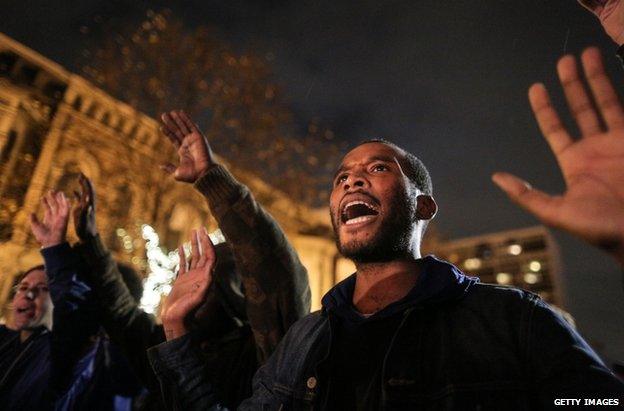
[160,110,311,363]
[492,48,624,268]
[71,173,165,388]
[30,191,93,398]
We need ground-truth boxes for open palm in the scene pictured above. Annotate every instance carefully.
[160,110,215,183]
[493,48,624,264]
[161,227,216,340]
[30,191,70,248]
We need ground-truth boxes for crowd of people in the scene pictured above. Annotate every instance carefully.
[2,2,624,410]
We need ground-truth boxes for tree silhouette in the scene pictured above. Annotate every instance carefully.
[81,9,345,207]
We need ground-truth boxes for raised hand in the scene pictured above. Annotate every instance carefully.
[30,191,71,248]
[493,47,624,266]
[160,110,216,183]
[161,227,216,340]
[72,173,98,240]
[579,0,624,45]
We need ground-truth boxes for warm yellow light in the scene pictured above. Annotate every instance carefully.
[508,244,522,255]
[496,272,513,285]
[529,260,541,272]
[463,258,482,270]
[524,272,540,284]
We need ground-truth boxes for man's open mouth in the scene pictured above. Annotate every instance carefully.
[341,200,379,225]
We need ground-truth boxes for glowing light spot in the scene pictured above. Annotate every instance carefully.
[523,272,541,284]
[496,272,513,285]
[463,258,482,270]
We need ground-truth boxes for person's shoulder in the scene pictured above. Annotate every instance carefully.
[280,310,328,342]
[460,282,542,313]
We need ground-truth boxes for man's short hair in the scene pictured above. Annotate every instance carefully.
[358,138,432,195]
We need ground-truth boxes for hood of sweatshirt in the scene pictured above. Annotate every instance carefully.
[321,255,479,322]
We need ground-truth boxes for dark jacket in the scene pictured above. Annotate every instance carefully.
[0,242,140,411]
[148,256,624,410]
[0,325,50,410]
[78,164,311,410]
[45,242,143,410]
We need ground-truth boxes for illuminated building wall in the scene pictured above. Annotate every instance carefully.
[429,225,562,306]
[0,32,340,319]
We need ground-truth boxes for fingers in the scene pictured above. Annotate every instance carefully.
[170,111,191,136]
[196,227,216,268]
[491,172,560,225]
[161,113,184,146]
[528,83,574,156]
[178,111,200,134]
[581,47,624,129]
[56,192,69,215]
[160,125,181,149]
[44,191,58,215]
[189,229,200,270]
[79,173,95,207]
[556,54,602,137]
[178,245,188,276]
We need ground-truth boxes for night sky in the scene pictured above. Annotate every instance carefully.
[2,1,622,363]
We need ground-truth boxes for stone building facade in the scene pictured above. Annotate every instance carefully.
[0,33,345,319]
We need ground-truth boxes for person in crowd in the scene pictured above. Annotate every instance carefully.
[0,190,142,410]
[29,190,143,410]
[73,110,311,409]
[147,47,624,409]
[0,265,52,410]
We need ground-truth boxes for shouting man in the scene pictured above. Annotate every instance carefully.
[148,48,624,409]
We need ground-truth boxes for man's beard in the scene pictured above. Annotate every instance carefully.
[332,189,417,263]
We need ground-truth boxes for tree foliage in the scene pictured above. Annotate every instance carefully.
[81,9,345,207]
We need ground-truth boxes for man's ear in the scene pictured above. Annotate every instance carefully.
[416,195,437,220]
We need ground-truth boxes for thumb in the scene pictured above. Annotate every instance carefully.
[491,172,559,224]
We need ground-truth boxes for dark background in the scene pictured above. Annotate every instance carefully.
[1,0,622,364]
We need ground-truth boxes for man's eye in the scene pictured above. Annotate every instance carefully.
[372,164,387,172]
[335,175,348,185]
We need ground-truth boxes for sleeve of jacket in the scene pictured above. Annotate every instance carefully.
[74,234,165,388]
[147,325,292,411]
[194,164,311,364]
[527,297,624,405]
[41,242,95,398]
[147,333,230,411]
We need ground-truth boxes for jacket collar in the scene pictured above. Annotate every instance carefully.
[321,255,478,321]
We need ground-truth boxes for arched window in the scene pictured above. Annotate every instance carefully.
[72,96,83,111]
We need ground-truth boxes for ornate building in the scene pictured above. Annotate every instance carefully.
[0,33,344,319]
